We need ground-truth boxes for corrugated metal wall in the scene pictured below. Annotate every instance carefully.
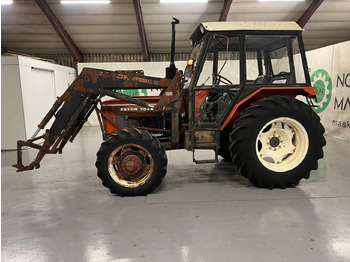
[37,53,190,68]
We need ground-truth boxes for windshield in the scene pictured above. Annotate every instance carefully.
[197,35,240,87]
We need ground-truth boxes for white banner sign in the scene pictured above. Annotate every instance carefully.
[306,41,350,141]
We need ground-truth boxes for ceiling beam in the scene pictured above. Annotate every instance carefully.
[297,0,324,28]
[219,0,232,21]
[1,44,10,53]
[133,0,150,62]
[34,0,83,63]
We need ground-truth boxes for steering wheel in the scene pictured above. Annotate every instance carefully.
[215,74,233,86]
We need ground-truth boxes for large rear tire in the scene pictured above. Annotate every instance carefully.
[96,128,167,196]
[229,96,326,189]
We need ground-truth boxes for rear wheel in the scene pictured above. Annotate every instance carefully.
[229,96,325,189]
[96,128,167,196]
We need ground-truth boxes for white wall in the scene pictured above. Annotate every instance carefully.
[1,56,76,149]
[1,57,26,149]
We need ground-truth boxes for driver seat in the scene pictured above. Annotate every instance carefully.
[254,75,273,84]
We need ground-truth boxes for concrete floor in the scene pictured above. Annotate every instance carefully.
[2,127,350,262]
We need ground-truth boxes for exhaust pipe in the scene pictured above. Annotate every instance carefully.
[166,17,180,79]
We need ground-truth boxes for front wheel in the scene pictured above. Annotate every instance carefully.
[229,96,326,189]
[95,128,168,196]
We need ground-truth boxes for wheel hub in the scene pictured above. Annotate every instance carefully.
[269,136,280,148]
[119,155,143,177]
[115,151,146,179]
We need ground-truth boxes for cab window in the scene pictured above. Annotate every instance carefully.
[245,34,305,85]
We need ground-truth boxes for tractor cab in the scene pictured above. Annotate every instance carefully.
[184,21,311,129]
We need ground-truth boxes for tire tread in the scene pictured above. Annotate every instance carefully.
[229,96,325,189]
[95,128,168,196]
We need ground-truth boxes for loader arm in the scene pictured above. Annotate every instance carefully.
[13,68,171,172]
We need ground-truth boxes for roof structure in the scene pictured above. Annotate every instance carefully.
[1,0,350,64]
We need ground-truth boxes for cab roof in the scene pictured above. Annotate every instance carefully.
[190,21,303,46]
[201,21,303,32]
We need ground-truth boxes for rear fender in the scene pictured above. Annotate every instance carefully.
[221,86,316,130]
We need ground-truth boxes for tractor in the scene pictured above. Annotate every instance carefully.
[14,20,326,196]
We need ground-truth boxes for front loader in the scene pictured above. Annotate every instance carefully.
[14,20,326,196]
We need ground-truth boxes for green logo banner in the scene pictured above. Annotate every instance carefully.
[310,69,332,113]
[116,89,148,96]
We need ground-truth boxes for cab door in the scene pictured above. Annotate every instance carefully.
[186,34,242,151]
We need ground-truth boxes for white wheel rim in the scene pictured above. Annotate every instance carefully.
[256,117,309,172]
[107,144,154,188]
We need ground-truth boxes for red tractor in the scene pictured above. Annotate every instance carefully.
[14,20,326,196]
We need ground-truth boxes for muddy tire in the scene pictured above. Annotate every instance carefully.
[95,128,167,196]
[229,96,326,189]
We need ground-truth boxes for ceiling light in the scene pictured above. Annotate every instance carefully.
[160,0,208,3]
[0,0,14,4]
[61,0,110,4]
